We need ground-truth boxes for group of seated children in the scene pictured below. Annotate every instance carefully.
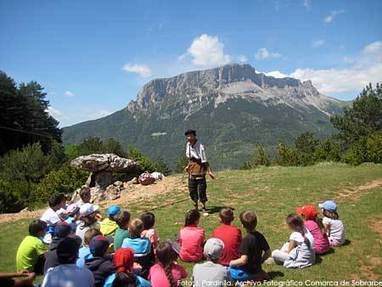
[14,190,345,287]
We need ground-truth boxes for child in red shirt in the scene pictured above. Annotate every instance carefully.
[178,209,205,262]
[212,208,242,266]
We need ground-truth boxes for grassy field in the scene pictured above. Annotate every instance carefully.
[1,162,382,284]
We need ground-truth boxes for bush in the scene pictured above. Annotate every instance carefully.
[275,143,301,166]
[241,144,270,169]
[366,132,382,163]
[0,179,35,213]
[314,139,342,162]
[342,138,368,165]
[32,164,88,206]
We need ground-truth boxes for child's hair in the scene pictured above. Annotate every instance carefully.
[48,193,66,208]
[156,241,178,287]
[79,187,91,201]
[116,211,131,229]
[323,209,339,220]
[286,214,308,242]
[112,272,137,287]
[128,218,144,237]
[140,212,155,230]
[84,228,102,246]
[239,211,257,231]
[184,209,200,226]
[29,220,47,237]
[219,208,234,224]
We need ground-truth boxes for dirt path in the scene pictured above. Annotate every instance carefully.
[0,175,189,224]
[335,179,382,201]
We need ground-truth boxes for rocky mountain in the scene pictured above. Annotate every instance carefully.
[63,64,346,169]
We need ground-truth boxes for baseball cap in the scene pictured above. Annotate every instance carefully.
[66,203,79,215]
[57,237,80,260]
[184,129,196,136]
[79,203,99,217]
[54,222,72,238]
[204,238,224,260]
[296,205,318,220]
[319,200,337,212]
[106,205,121,217]
[89,235,111,256]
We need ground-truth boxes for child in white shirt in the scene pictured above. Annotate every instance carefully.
[319,200,345,246]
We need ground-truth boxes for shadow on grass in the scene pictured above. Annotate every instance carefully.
[268,271,284,279]
[205,205,235,214]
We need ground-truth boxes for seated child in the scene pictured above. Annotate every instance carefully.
[44,222,76,273]
[76,186,92,207]
[16,220,48,274]
[77,228,102,268]
[42,237,94,287]
[122,218,154,278]
[212,208,242,266]
[272,214,315,268]
[114,211,131,251]
[193,238,230,287]
[229,211,270,282]
[149,241,187,287]
[104,248,151,287]
[40,193,67,243]
[76,203,101,244]
[178,209,205,262]
[296,204,330,254]
[140,212,159,250]
[100,205,121,237]
[85,235,116,287]
[319,200,345,247]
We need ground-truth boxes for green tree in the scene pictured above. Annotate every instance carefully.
[275,143,301,166]
[331,83,382,146]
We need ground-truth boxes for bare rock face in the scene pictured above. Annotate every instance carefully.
[70,154,141,202]
[71,153,139,173]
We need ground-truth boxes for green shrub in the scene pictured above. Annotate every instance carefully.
[32,164,88,206]
[366,132,382,163]
[0,179,35,213]
[314,139,342,162]
[342,138,368,165]
[275,143,301,166]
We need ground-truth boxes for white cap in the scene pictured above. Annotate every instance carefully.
[204,238,224,260]
[79,203,99,217]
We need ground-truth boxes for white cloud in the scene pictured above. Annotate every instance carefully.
[255,48,282,60]
[265,70,288,78]
[312,39,325,48]
[182,34,231,67]
[324,10,345,23]
[238,55,248,63]
[265,41,382,95]
[46,106,63,118]
[64,90,75,97]
[122,64,152,77]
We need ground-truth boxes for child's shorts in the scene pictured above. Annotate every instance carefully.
[228,267,268,282]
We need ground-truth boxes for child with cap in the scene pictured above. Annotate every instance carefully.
[77,228,102,268]
[178,209,205,262]
[140,212,160,251]
[192,238,230,287]
[85,235,115,287]
[319,200,345,246]
[42,237,94,287]
[100,205,121,237]
[296,204,330,254]
[16,220,48,274]
[40,193,67,244]
[122,219,154,278]
[229,211,270,282]
[43,221,78,273]
[104,248,151,287]
[76,203,101,244]
[212,208,242,266]
[149,240,187,287]
[272,214,315,269]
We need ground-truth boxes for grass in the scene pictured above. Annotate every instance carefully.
[1,162,382,283]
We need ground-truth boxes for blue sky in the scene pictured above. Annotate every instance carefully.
[1,0,381,127]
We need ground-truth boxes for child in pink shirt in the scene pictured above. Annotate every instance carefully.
[178,209,205,262]
[296,204,330,254]
[149,241,187,287]
[140,212,160,250]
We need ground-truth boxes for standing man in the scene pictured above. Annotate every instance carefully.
[185,129,215,211]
